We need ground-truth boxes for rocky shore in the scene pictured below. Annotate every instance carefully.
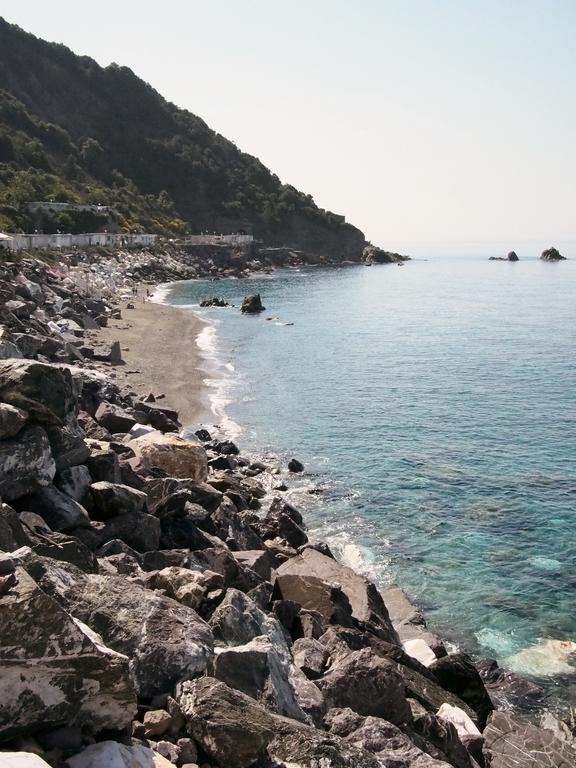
[0,248,574,768]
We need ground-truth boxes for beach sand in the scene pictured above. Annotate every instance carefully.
[95,292,209,427]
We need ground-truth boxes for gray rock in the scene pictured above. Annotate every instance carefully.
[483,710,576,767]
[327,709,452,768]
[44,422,90,470]
[210,587,290,658]
[146,477,223,513]
[541,247,566,261]
[276,548,399,643]
[55,464,92,502]
[429,653,493,728]
[23,554,214,698]
[0,402,28,439]
[0,425,56,501]
[0,359,79,425]
[85,439,122,483]
[177,677,381,768]
[66,742,174,768]
[274,571,354,627]
[0,502,29,552]
[89,480,148,519]
[95,401,137,433]
[91,340,122,364]
[98,511,161,553]
[0,566,136,740]
[292,637,328,679]
[213,636,311,722]
[232,549,276,580]
[21,484,90,532]
[316,647,412,725]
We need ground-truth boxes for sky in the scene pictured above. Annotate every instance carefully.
[2,0,576,248]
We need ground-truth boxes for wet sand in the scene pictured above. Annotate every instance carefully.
[96,292,209,427]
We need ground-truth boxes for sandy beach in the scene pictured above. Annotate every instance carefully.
[96,290,209,427]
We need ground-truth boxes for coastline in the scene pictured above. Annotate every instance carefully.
[1,250,574,766]
[95,286,211,426]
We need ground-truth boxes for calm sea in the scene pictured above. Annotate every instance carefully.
[160,243,576,702]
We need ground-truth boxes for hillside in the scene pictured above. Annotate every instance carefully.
[0,17,365,258]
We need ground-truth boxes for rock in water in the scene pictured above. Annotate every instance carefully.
[241,294,266,313]
[0,566,136,740]
[507,251,519,261]
[541,247,566,261]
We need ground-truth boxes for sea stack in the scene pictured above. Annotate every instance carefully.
[541,247,565,261]
[507,251,519,261]
[241,294,266,313]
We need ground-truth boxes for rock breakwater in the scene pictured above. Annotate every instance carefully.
[0,250,574,768]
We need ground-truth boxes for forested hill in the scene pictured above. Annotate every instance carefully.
[0,18,366,258]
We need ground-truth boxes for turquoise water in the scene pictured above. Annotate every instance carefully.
[163,252,576,694]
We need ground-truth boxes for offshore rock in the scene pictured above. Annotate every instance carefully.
[241,293,266,313]
[0,426,56,501]
[541,247,566,261]
[0,566,136,740]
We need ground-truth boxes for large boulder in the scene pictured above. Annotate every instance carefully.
[44,422,90,471]
[0,359,79,425]
[327,708,453,768]
[0,426,56,501]
[213,636,314,722]
[130,431,208,481]
[0,565,136,740]
[94,401,137,433]
[177,677,382,768]
[483,710,576,767]
[23,554,214,698]
[89,481,147,519]
[210,587,290,658]
[19,485,90,532]
[0,402,28,439]
[145,476,223,513]
[429,653,493,728]
[316,647,412,725]
[276,548,399,643]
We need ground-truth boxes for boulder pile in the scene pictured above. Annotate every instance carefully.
[0,254,573,768]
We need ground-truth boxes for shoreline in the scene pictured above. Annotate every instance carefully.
[95,286,211,427]
[1,249,574,765]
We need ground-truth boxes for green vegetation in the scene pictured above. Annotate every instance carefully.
[0,18,365,256]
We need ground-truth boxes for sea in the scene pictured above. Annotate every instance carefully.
[156,240,576,708]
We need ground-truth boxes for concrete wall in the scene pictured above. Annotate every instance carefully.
[5,233,158,252]
[184,234,253,246]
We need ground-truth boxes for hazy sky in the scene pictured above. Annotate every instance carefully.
[2,1,576,247]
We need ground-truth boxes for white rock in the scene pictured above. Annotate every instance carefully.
[0,753,52,768]
[402,638,437,667]
[437,703,481,738]
[66,741,173,768]
[129,423,157,439]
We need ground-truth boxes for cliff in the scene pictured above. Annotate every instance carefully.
[0,17,366,259]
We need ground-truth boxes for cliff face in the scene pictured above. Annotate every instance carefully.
[0,18,366,258]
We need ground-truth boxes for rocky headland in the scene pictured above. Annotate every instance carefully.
[0,247,574,768]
